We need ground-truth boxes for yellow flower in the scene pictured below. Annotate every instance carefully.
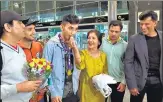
[29,62,35,68]
[43,62,46,66]
[40,58,46,62]
[32,58,39,64]
[67,70,72,76]
[46,65,51,70]
[32,58,36,61]
[38,64,43,69]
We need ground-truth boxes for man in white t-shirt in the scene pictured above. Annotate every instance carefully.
[0,10,42,102]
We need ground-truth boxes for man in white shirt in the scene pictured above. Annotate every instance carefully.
[0,10,42,102]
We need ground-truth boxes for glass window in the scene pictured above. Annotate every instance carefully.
[39,9,55,22]
[13,2,24,14]
[8,1,13,6]
[25,12,38,21]
[56,6,73,21]
[117,1,122,9]
[121,21,129,42]
[49,27,61,37]
[39,1,54,11]
[76,2,98,18]
[1,1,9,9]
[1,8,8,11]
[76,1,95,4]
[101,1,108,16]
[117,1,128,14]
[75,31,88,49]
[56,1,73,8]
[9,6,12,10]
[25,1,37,13]
[13,1,22,4]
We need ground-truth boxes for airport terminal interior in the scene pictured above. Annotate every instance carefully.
[1,1,129,50]
[1,1,162,102]
[1,1,162,50]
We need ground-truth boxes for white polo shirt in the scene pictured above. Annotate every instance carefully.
[0,40,32,102]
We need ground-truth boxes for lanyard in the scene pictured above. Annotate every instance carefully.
[58,34,73,72]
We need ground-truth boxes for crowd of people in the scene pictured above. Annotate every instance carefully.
[0,10,162,102]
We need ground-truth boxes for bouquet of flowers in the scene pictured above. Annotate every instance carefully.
[24,58,52,100]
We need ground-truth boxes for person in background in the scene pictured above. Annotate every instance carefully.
[45,36,51,44]
[74,30,108,102]
[0,10,42,102]
[43,14,80,102]
[101,33,105,38]
[124,10,163,102]
[101,20,127,102]
[18,19,47,102]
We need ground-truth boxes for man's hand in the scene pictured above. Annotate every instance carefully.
[17,80,42,92]
[130,88,140,96]
[51,96,62,102]
[117,83,126,92]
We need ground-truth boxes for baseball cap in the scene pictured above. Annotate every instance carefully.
[26,19,39,26]
[0,10,29,27]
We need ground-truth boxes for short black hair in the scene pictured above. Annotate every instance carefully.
[139,10,158,21]
[109,20,123,31]
[87,29,102,49]
[62,14,80,24]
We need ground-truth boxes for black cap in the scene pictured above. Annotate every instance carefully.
[26,19,39,26]
[0,10,29,27]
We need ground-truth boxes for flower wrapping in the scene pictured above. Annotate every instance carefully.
[24,58,52,100]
